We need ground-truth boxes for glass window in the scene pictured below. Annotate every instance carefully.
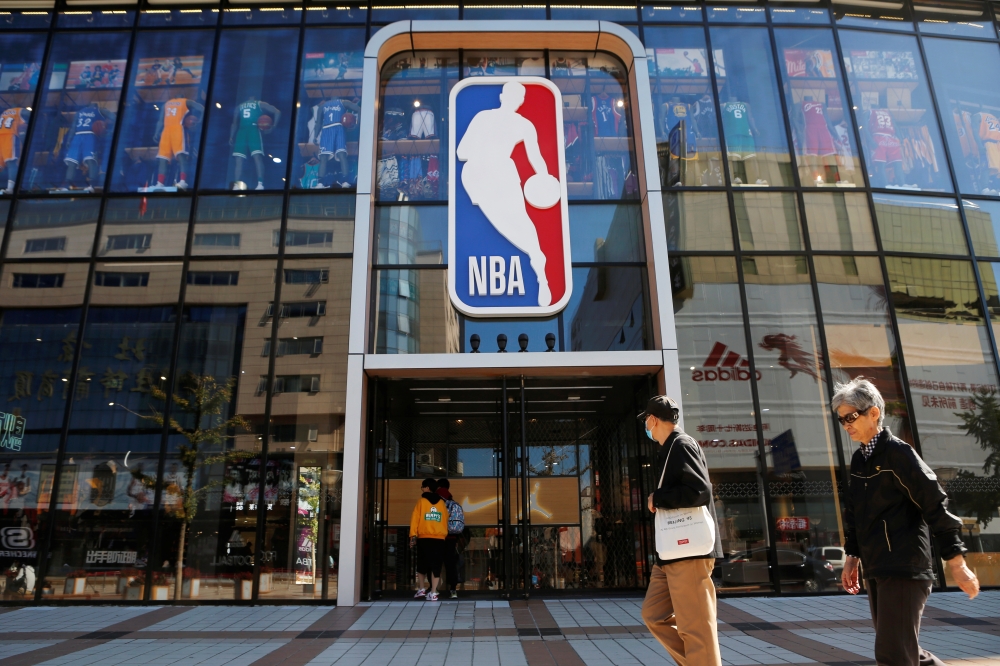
[915,0,994,37]
[672,255,771,587]
[664,192,733,251]
[7,198,100,259]
[201,29,299,191]
[644,27,723,187]
[550,5,638,20]
[964,198,1000,257]
[91,263,181,303]
[803,192,877,251]
[192,194,283,256]
[564,266,650,351]
[923,38,1000,196]
[372,268,460,353]
[463,317,561,352]
[101,197,191,257]
[0,199,8,247]
[0,11,53,30]
[139,8,219,28]
[711,28,793,187]
[306,5,368,24]
[285,194,355,254]
[21,32,130,193]
[744,256,842,592]
[642,5,703,23]
[707,6,767,23]
[57,10,135,29]
[222,7,302,25]
[110,31,213,193]
[734,191,803,251]
[775,29,863,187]
[293,28,365,191]
[873,194,968,255]
[0,32,47,195]
[834,1,913,31]
[463,51,545,79]
[569,204,644,263]
[550,52,638,200]
[372,5,458,21]
[840,30,951,192]
[463,5,547,19]
[375,205,447,266]
[770,7,831,23]
[377,51,458,202]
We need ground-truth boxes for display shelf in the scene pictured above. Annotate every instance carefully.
[886,107,927,123]
[379,138,439,156]
[125,147,158,161]
[652,79,713,96]
[47,88,121,108]
[382,83,446,98]
[134,84,200,104]
[568,182,593,196]
[594,136,631,152]
[0,90,35,109]
[854,79,920,92]
[298,141,359,158]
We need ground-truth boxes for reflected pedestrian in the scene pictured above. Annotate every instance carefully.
[410,478,448,602]
[834,377,979,666]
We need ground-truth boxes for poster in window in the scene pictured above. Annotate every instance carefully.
[133,56,205,87]
[655,48,708,77]
[294,466,321,584]
[783,49,836,79]
[65,60,127,90]
[0,62,41,93]
[844,51,917,80]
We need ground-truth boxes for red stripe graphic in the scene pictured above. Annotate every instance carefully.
[703,342,728,367]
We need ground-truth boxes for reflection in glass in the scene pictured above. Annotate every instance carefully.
[834,3,912,31]
[139,9,218,28]
[463,52,545,79]
[770,8,830,24]
[201,29,298,191]
[744,256,842,592]
[0,32,47,194]
[375,206,447,265]
[21,32,129,193]
[803,192,876,251]
[285,194,355,254]
[775,29,862,187]
[840,31,951,191]
[664,192,732,251]
[373,268,460,354]
[7,198,100,259]
[305,5,368,24]
[917,4,995,37]
[644,27,722,187]
[642,5,703,23]
[192,195,282,256]
[221,7,301,26]
[464,318,560,353]
[923,38,1000,196]
[550,6,637,20]
[707,6,766,23]
[101,197,191,257]
[569,204,644,263]
[565,266,649,351]
[734,192,803,251]
[711,28,792,186]
[873,194,968,255]
[293,28,364,191]
[0,11,52,30]
[964,199,1000,257]
[111,30,212,193]
[463,5,547,20]
[57,11,135,29]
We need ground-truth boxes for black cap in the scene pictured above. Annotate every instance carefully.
[638,395,680,424]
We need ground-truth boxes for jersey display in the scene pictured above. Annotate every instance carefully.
[801,101,835,156]
[722,101,755,159]
[0,108,26,164]
[978,112,1000,173]
[410,108,436,139]
[233,99,264,159]
[158,98,190,161]
[319,99,347,157]
[592,95,621,137]
[868,109,903,164]
[664,102,697,159]
[64,105,100,165]
[954,109,979,161]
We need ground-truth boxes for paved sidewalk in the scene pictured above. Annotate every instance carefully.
[0,591,998,665]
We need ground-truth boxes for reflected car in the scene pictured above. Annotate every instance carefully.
[808,546,847,575]
[720,547,837,592]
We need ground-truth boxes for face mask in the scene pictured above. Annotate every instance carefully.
[645,427,654,441]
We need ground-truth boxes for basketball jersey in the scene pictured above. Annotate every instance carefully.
[321,99,345,128]
[664,102,696,142]
[722,101,751,137]
[869,109,896,137]
[0,108,25,136]
[979,112,1000,143]
[802,102,828,129]
[237,100,262,129]
[163,99,189,129]
[592,95,620,137]
[75,105,100,134]
[695,96,716,136]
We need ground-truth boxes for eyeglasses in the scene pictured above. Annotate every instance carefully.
[836,408,869,426]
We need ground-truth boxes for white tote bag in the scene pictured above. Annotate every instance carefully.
[654,442,717,560]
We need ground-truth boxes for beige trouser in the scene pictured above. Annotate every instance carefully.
[642,558,721,666]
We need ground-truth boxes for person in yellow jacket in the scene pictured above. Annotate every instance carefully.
[409,477,449,601]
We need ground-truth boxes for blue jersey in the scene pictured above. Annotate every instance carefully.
[321,99,345,128]
[75,105,100,134]
[592,95,621,137]
[665,102,697,143]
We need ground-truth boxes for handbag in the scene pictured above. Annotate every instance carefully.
[653,441,717,560]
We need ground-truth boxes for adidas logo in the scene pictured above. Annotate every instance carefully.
[691,342,761,382]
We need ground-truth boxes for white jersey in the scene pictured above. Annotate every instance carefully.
[410,108,436,139]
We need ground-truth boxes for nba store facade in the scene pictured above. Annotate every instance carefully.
[3,0,1000,607]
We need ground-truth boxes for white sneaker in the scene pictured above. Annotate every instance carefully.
[52,187,70,192]
[733,177,743,184]
[311,183,329,189]
[255,182,265,190]
[175,180,189,190]
[427,592,439,601]
[757,179,768,185]
[414,588,427,599]
[83,186,95,193]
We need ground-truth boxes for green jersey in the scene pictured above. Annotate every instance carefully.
[722,101,751,137]
[237,100,262,129]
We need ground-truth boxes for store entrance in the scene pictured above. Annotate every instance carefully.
[363,376,657,598]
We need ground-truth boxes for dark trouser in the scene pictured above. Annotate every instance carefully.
[867,577,945,666]
[442,536,459,590]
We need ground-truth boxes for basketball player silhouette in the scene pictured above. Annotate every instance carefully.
[457,81,558,307]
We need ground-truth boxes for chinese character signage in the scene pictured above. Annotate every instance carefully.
[0,412,26,451]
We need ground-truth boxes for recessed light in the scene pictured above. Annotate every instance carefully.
[438,397,451,402]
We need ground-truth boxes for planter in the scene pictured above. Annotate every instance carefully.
[182,578,200,599]
[234,579,253,600]
[258,573,272,594]
[151,585,169,601]
[123,586,142,601]
[117,576,138,594]
[64,577,86,595]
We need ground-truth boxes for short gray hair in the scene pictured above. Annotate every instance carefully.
[831,377,885,427]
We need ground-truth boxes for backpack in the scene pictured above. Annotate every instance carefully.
[444,497,464,535]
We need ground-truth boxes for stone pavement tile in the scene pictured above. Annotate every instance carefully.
[0,606,161,633]
[521,639,586,666]
[0,641,64,660]
[246,639,338,666]
[925,590,1000,619]
[144,607,329,633]
[32,638,288,666]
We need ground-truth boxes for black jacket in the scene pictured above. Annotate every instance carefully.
[651,429,724,565]
[844,428,966,580]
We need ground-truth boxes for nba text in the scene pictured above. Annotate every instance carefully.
[468,256,525,296]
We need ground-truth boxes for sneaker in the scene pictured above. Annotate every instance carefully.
[255,182,265,190]
[449,590,458,599]
[414,588,427,599]
[311,183,329,189]
[176,180,189,190]
[83,186,95,193]
[427,592,439,601]
[733,177,743,184]
[52,187,70,193]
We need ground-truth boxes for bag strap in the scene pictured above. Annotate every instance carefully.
[657,439,676,490]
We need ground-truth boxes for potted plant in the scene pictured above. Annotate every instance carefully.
[118,568,141,595]
[123,575,144,601]
[234,571,253,600]
[63,570,87,596]
[149,572,169,601]
[181,567,200,598]
[258,566,273,594]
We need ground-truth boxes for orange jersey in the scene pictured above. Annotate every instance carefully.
[0,108,26,136]
[162,99,189,129]
[979,112,1000,143]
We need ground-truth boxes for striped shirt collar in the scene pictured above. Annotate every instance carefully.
[860,432,880,459]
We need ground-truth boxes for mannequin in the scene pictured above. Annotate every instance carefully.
[230,96,281,190]
[722,95,762,184]
[311,97,361,189]
[56,104,114,192]
[152,98,203,190]
[0,106,29,194]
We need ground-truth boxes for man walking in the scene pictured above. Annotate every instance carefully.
[410,478,449,601]
[834,377,979,666]
[641,396,723,666]
[437,478,465,599]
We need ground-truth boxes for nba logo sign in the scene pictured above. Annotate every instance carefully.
[448,77,572,317]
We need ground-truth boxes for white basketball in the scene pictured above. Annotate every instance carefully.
[523,173,561,209]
